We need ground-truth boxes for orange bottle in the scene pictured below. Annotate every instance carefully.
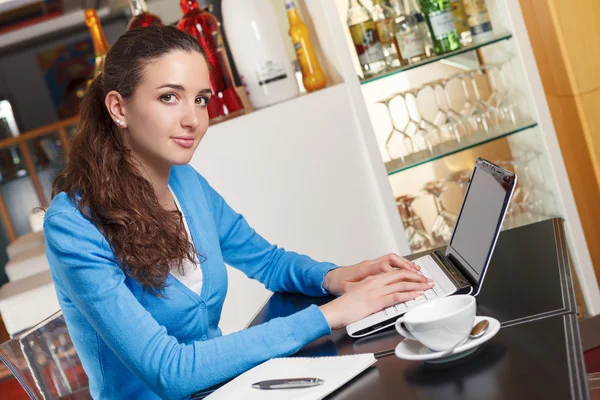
[285,0,327,92]
[84,9,110,87]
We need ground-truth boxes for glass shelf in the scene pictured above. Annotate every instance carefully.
[385,120,538,176]
[360,32,513,85]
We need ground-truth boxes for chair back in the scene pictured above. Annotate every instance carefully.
[0,310,90,399]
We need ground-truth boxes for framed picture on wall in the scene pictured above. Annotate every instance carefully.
[36,37,94,119]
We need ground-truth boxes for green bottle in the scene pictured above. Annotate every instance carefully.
[419,0,461,54]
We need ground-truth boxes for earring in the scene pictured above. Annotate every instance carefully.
[115,119,125,127]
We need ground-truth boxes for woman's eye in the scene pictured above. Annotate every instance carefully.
[196,96,209,107]
[159,94,178,103]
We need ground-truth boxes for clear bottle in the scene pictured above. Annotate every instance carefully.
[390,0,428,64]
[127,0,163,30]
[419,0,461,54]
[178,0,245,123]
[449,0,471,46]
[347,0,387,77]
[285,0,327,92]
[371,0,402,68]
[404,0,434,57]
[462,0,493,43]
[84,9,109,87]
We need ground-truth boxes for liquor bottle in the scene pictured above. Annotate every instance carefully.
[371,0,402,68]
[285,0,327,92]
[127,0,162,29]
[404,0,434,57]
[178,0,244,123]
[84,9,110,87]
[419,0,461,54]
[222,0,299,109]
[462,0,493,42]
[347,0,387,77]
[450,0,471,45]
[390,0,427,64]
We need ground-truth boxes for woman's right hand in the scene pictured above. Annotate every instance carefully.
[318,269,434,330]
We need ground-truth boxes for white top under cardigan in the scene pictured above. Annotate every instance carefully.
[168,186,203,294]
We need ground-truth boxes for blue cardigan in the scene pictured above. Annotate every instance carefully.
[44,165,338,399]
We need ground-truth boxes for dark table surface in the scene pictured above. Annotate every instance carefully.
[408,218,576,327]
[323,314,587,400]
[247,218,589,399]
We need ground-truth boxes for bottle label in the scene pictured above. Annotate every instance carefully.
[256,61,288,86]
[397,30,425,59]
[463,0,492,36]
[428,10,456,39]
[375,18,394,45]
[349,21,385,65]
[293,41,309,73]
[470,21,492,36]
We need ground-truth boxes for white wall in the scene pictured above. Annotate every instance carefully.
[190,83,407,333]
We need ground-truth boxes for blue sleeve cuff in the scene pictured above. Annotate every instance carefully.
[306,262,340,296]
[284,304,331,344]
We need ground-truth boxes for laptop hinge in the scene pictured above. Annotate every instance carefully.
[431,250,472,290]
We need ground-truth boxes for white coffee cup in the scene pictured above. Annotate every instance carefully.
[395,295,476,352]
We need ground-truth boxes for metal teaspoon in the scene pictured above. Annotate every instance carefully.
[470,319,490,339]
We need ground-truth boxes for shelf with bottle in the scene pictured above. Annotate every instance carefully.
[346,0,499,83]
[220,0,335,120]
[360,32,511,84]
[389,129,560,254]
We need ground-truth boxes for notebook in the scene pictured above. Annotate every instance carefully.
[204,353,377,400]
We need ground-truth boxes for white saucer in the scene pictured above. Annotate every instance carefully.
[395,316,500,364]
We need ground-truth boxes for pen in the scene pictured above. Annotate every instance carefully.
[374,348,396,359]
[251,377,325,390]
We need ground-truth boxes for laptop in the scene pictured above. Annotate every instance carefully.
[346,158,517,338]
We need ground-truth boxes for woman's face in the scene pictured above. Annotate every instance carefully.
[122,50,211,170]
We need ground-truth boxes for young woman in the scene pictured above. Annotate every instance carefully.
[44,25,433,399]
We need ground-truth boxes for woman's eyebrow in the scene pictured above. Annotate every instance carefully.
[156,83,185,91]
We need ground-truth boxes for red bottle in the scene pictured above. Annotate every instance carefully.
[127,0,163,29]
[178,0,245,123]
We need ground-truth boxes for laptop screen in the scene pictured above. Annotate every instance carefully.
[445,159,516,291]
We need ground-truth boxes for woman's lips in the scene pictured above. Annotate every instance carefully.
[172,137,195,148]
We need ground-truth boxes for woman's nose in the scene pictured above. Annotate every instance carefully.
[180,105,200,130]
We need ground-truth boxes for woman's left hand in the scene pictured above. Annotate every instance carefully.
[323,253,421,297]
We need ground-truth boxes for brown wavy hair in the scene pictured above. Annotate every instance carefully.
[52,25,207,295]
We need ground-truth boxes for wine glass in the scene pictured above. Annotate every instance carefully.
[396,194,432,252]
[376,96,413,162]
[485,62,520,128]
[423,180,457,245]
[405,88,442,154]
